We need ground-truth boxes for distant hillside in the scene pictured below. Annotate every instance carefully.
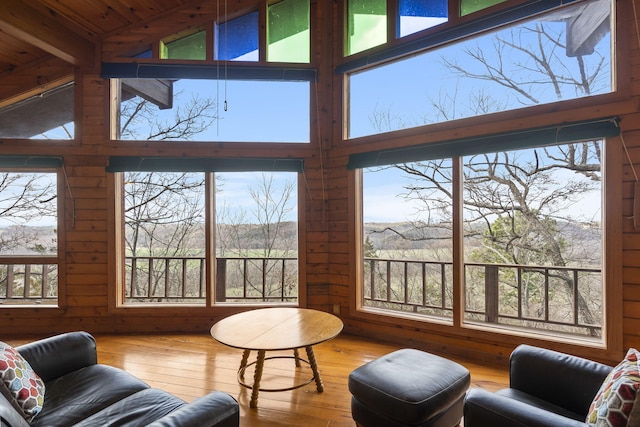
[0,225,57,255]
[364,220,601,264]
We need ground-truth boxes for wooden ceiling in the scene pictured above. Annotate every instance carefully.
[0,0,200,106]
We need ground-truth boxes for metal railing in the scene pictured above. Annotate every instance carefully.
[124,256,298,303]
[363,257,602,336]
[1,255,603,337]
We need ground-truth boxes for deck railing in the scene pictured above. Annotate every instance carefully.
[363,257,602,336]
[0,255,603,337]
[0,257,58,304]
[124,256,298,303]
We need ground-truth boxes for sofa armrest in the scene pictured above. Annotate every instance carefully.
[464,388,587,427]
[147,391,239,427]
[509,345,612,417]
[16,332,97,383]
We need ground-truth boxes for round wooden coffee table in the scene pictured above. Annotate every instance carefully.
[210,307,343,408]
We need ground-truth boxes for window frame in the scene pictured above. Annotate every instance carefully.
[352,134,622,355]
[109,168,306,311]
[0,166,65,308]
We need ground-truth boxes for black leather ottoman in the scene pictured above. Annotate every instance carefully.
[348,349,470,427]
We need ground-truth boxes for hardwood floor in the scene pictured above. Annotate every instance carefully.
[7,332,509,426]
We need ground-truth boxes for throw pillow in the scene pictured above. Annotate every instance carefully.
[586,347,640,427]
[0,341,45,422]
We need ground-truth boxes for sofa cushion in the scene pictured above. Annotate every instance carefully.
[0,341,45,422]
[586,348,640,426]
[73,388,186,427]
[30,364,149,427]
[496,388,585,421]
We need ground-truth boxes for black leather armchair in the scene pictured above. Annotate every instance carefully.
[463,344,613,427]
[0,332,239,427]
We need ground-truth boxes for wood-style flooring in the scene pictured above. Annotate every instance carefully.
[7,333,509,426]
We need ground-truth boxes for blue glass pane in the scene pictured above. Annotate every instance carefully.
[398,0,448,37]
[399,0,447,17]
[216,12,259,61]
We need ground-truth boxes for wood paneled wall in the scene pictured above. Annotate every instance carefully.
[1,0,639,367]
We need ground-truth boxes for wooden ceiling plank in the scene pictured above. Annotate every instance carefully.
[0,56,74,108]
[102,0,257,59]
[0,0,95,67]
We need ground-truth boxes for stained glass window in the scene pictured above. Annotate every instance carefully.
[398,0,448,37]
[460,0,506,16]
[268,0,310,63]
[216,12,259,61]
[347,0,387,56]
[161,31,206,60]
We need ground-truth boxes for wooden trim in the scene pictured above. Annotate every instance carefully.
[298,172,308,308]
[107,171,123,311]
[57,167,67,308]
[452,157,463,328]
[604,134,624,357]
[350,168,362,317]
[206,173,215,307]
[334,94,635,158]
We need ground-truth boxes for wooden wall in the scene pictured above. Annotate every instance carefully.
[0,0,638,367]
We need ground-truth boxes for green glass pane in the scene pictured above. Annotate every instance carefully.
[161,31,206,60]
[347,0,387,56]
[460,0,506,16]
[268,0,310,63]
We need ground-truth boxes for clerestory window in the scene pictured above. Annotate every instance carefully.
[346,0,613,138]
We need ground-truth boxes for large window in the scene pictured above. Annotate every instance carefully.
[215,171,298,303]
[0,169,59,305]
[363,161,453,318]
[360,136,607,341]
[348,0,612,138]
[120,168,299,306]
[116,78,310,143]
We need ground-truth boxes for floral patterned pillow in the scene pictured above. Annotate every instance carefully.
[586,348,640,426]
[0,341,45,422]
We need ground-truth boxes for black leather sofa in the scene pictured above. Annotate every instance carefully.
[463,344,613,427]
[0,331,239,427]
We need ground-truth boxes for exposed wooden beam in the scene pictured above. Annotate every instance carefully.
[122,79,173,110]
[0,0,95,67]
[566,0,610,57]
[0,56,74,108]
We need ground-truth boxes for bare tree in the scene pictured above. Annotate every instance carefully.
[0,172,57,255]
[119,89,216,301]
[216,172,297,301]
[120,91,216,141]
